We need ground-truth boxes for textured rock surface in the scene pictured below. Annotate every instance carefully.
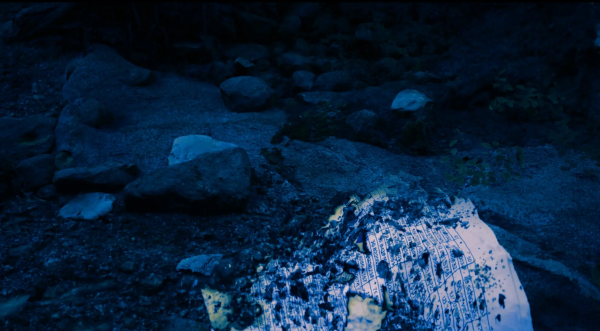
[124,147,251,215]
[219,76,276,113]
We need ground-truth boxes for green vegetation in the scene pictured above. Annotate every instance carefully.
[441,130,525,187]
[438,66,600,188]
[489,69,566,123]
[271,99,349,144]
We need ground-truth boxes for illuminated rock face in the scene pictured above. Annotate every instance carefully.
[168,135,238,166]
[391,89,432,111]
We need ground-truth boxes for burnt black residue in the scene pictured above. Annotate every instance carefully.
[496,314,502,322]
[290,282,309,302]
[343,205,357,224]
[440,217,460,226]
[422,252,430,267]
[399,278,406,294]
[343,261,359,272]
[436,262,443,278]
[408,299,420,311]
[355,230,371,254]
[377,260,392,281]
[452,249,464,258]
[499,293,506,309]
[479,292,486,311]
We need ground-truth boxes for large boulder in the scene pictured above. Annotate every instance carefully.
[219,76,276,113]
[53,161,139,194]
[292,70,315,91]
[315,70,354,92]
[123,148,251,215]
[0,116,57,164]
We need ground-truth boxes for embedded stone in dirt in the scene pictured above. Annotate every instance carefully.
[58,192,116,221]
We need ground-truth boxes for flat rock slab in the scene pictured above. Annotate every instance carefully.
[60,44,285,173]
[168,135,238,166]
[59,192,115,221]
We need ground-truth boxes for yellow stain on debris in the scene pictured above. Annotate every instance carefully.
[345,295,387,331]
[201,287,233,330]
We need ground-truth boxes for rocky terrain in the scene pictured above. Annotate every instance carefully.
[1,3,600,330]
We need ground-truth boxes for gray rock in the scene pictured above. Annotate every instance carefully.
[119,261,135,273]
[224,43,269,61]
[55,99,110,168]
[118,67,156,87]
[355,26,373,42]
[391,89,432,111]
[234,57,254,76]
[168,135,238,166]
[278,15,301,35]
[173,37,220,64]
[346,110,379,133]
[138,274,165,292]
[124,147,251,215]
[297,91,340,105]
[8,245,35,258]
[220,76,276,112]
[0,295,30,319]
[292,70,315,91]
[234,57,254,69]
[12,154,57,192]
[61,44,285,173]
[292,38,311,56]
[36,185,57,200]
[0,115,56,164]
[315,70,354,92]
[59,192,116,221]
[176,254,223,276]
[277,52,314,75]
[54,150,74,170]
[53,161,138,194]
